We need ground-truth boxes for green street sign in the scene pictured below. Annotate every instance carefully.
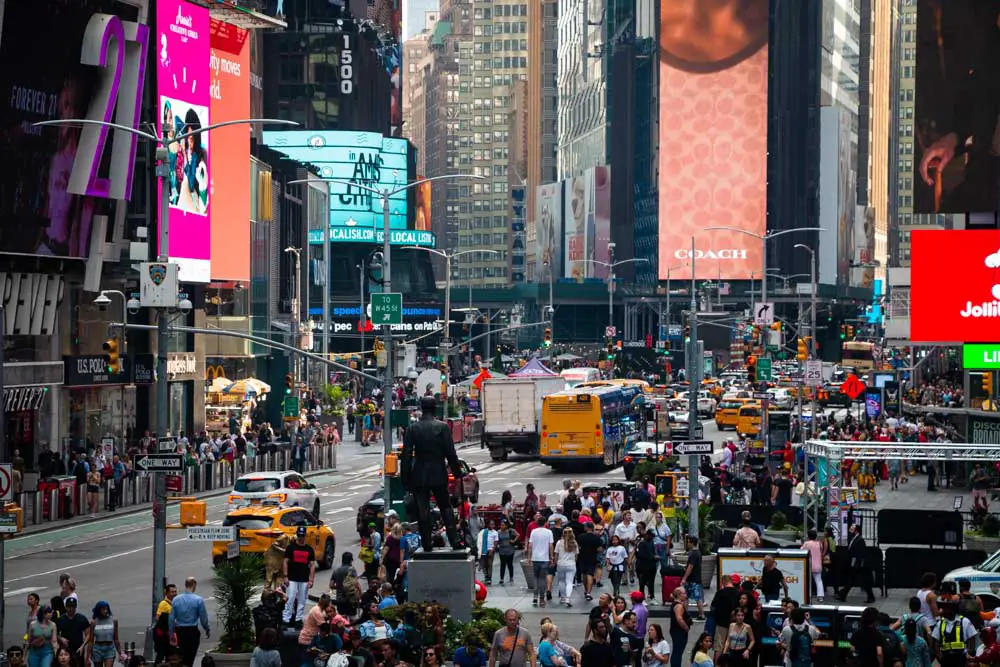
[962,343,1000,369]
[371,293,403,325]
[756,357,772,382]
[283,397,300,418]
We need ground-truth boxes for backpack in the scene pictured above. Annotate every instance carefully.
[397,624,423,663]
[341,569,361,605]
[787,627,813,666]
[881,629,902,663]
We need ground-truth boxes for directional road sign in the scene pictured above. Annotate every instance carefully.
[158,437,177,453]
[804,360,823,387]
[134,454,184,472]
[283,396,300,418]
[753,302,774,326]
[371,293,403,325]
[0,515,18,534]
[187,526,237,541]
[0,463,12,502]
[756,357,772,382]
[673,440,714,456]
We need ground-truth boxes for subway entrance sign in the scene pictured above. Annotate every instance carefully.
[371,293,403,325]
[963,343,1000,370]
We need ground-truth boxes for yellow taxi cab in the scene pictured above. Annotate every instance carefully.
[714,397,751,430]
[212,504,336,568]
[702,379,724,399]
[736,403,765,438]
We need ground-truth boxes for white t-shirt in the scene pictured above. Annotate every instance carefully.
[554,540,578,568]
[606,545,627,568]
[615,522,638,544]
[641,639,671,667]
[529,524,555,562]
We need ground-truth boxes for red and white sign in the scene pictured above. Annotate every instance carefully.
[911,230,1000,342]
[0,464,12,502]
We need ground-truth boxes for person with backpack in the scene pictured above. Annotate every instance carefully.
[328,552,362,618]
[878,613,905,667]
[392,609,424,665]
[779,607,819,667]
[849,607,885,667]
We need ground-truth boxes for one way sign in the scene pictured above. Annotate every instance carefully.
[135,454,184,472]
[753,302,774,326]
[673,440,714,456]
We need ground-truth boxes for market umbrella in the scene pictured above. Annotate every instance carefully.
[208,377,232,393]
[223,378,271,396]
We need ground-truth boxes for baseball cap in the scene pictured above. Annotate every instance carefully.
[296,526,307,537]
[629,591,645,603]
[730,574,741,585]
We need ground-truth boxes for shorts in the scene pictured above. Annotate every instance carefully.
[685,581,704,602]
[712,625,729,650]
[87,485,99,493]
[547,564,557,576]
[91,643,117,663]
[579,562,597,577]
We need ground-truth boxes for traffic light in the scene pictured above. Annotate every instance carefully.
[606,342,615,359]
[983,373,994,396]
[102,338,120,374]
[839,325,847,340]
[769,321,782,332]
[747,355,757,382]
[796,337,808,361]
[847,325,854,339]
[284,373,294,394]
[440,363,448,383]
[683,324,691,343]
[543,328,552,348]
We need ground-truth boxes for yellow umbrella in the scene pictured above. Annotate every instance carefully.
[208,376,232,393]
[224,378,271,396]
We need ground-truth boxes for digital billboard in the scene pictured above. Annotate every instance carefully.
[535,182,563,281]
[157,0,212,283]
[910,230,1000,343]
[0,0,146,258]
[262,130,411,233]
[913,1,999,214]
[369,0,403,134]
[209,19,251,282]
[415,179,431,231]
[657,0,769,280]
[564,167,612,281]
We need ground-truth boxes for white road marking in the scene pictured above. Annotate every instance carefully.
[325,508,354,514]
[4,536,191,583]
[4,587,44,598]
[348,484,373,490]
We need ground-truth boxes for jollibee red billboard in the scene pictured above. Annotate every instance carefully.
[910,230,1000,342]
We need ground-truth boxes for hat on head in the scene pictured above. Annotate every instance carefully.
[730,574,741,585]
[296,526,307,537]
[629,591,645,603]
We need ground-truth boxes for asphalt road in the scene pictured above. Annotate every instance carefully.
[0,418,747,648]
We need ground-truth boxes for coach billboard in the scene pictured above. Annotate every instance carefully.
[657,0,769,280]
[910,230,1000,342]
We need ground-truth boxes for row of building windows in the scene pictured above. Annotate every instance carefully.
[455,267,509,280]
[473,4,527,19]
[473,21,528,36]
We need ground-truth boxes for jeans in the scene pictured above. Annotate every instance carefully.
[556,564,576,601]
[27,644,52,667]
[637,567,657,600]
[498,554,515,582]
[669,630,688,667]
[175,626,201,667]
[480,552,495,582]
[532,561,549,600]
[609,568,624,597]
[283,580,309,622]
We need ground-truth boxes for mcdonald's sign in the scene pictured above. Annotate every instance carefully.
[206,365,226,381]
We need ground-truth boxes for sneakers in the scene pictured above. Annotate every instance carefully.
[585,594,594,602]
[546,591,552,600]
[499,580,505,585]
[532,598,538,607]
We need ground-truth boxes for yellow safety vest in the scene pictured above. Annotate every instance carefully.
[939,619,965,652]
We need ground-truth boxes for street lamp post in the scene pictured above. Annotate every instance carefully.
[794,242,819,534]
[285,247,302,389]
[795,244,819,428]
[289,174,482,513]
[578,256,651,336]
[34,116,296,652]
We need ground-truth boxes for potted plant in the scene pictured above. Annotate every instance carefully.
[321,384,349,432]
[764,511,799,541]
[206,554,265,666]
[966,511,1000,551]
[674,504,722,590]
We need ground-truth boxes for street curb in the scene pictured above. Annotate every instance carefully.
[12,440,480,540]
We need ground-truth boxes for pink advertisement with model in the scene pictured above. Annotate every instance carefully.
[157,0,211,283]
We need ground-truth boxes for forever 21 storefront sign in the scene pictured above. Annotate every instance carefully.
[64,354,155,387]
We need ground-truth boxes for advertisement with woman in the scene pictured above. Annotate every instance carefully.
[564,173,589,281]
[157,0,211,282]
[535,182,563,280]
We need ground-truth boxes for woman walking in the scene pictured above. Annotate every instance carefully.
[669,587,691,667]
[605,535,628,597]
[27,606,58,667]
[496,518,519,585]
[86,601,124,667]
[801,529,825,602]
[554,527,578,607]
[721,607,755,667]
[86,467,101,516]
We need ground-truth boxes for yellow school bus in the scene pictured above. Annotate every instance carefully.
[540,385,645,469]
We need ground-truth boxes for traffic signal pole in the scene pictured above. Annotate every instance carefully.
[687,237,700,541]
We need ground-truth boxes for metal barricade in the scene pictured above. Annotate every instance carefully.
[30,491,42,524]
[48,489,59,521]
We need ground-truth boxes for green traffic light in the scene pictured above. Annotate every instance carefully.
[285,388,292,394]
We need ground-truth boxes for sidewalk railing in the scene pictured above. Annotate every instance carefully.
[14,442,339,527]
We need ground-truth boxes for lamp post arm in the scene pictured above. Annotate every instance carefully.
[32,119,159,143]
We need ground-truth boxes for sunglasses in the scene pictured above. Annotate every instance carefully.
[424,652,437,658]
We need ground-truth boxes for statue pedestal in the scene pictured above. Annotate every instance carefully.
[409,548,475,621]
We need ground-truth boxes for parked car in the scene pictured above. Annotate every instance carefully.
[228,471,321,516]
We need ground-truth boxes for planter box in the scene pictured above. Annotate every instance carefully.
[205,651,253,667]
[965,534,1000,552]
[674,553,718,591]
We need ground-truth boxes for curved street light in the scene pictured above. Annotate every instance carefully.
[577,257,650,335]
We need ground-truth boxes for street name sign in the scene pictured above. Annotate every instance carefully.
[371,293,403,325]
[673,440,714,456]
[157,437,177,453]
[753,392,771,401]
[962,343,1000,369]
[135,454,184,472]
[0,515,18,534]
[283,396,300,418]
[804,360,823,387]
[187,526,237,541]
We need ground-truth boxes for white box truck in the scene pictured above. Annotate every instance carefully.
[481,376,565,460]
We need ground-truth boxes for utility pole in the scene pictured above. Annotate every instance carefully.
[687,236,700,541]
[359,258,366,386]
[381,196,393,508]
[286,247,302,388]
[0,304,6,649]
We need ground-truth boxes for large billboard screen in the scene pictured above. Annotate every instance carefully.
[0,0,145,258]
[209,19,251,282]
[157,0,212,283]
[913,1,999,214]
[535,182,563,281]
[910,229,1000,342]
[262,130,411,233]
[657,1,769,280]
[564,167,611,280]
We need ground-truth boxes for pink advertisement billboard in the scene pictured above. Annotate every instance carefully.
[157,0,211,283]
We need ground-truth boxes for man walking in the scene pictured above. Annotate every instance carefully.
[488,610,535,667]
[284,526,317,625]
[400,395,464,550]
[169,577,210,667]
[837,523,875,603]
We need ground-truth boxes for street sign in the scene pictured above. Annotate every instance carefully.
[187,526,237,541]
[0,515,18,534]
[283,396,300,418]
[605,325,617,338]
[676,477,690,497]
[134,454,184,472]
[753,302,774,326]
[756,357,772,382]
[370,293,403,325]
[673,440,714,456]
[227,541,240,559]
[840,374,866,400]
[962,343,1000,369]
[0,463,12,502]
[157,437,177,453]
[752,392,771,401]
[804,360,823,387]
